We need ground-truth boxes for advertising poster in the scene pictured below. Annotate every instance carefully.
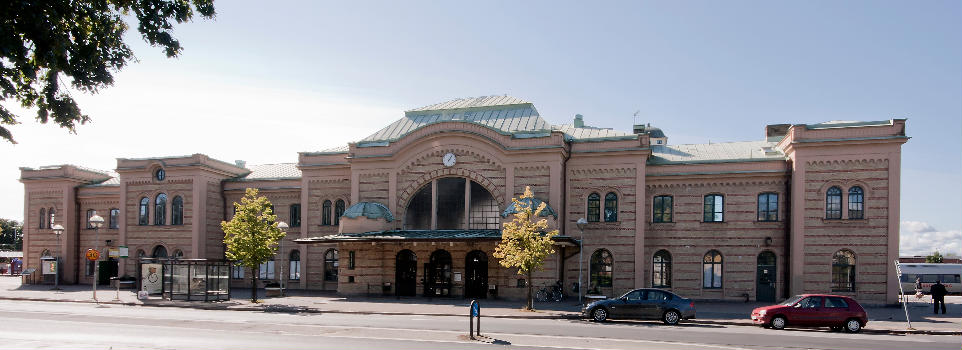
[141,263,163,294]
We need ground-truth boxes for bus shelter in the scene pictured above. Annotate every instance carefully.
[141,258,231,301]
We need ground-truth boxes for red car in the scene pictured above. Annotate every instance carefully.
[750,294,868,333]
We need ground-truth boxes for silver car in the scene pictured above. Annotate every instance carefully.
[582,288,696,324]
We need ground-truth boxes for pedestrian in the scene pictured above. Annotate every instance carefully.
[915,276,922,292]
[930,280,948,314]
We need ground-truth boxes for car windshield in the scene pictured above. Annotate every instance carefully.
[779,295,804,306]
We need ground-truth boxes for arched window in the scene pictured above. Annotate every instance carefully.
[259,257,275,280]
[151,245,168,259]
[154,194,167,225]
[334,199,345,225]
[322,200,332,226]
[289,250,301,280]
[172,249,184,259]
[832,249,856,292]
[586,193,601,222]
[757,193,778,222]
[139,197,150,225]
[324,249,338,281]
[653,250,672,288]
[848,187,864,220]
[652,195,672,223]
[136,249,146,259]
[704,194,724,222]
[171,196,184,225]
[86,209,96,229]
[48,207,56,228]
[39,208,46,229]
[289,204,301,227]
[825,186,842,219]
[604,192,618,222]
[590,249,613,288]
[109,208,120,229]
[703,250,723,289]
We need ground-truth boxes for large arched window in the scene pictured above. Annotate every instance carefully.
[757,193,778,222]
[289,250,301,280]
[587,193,601,222]
[653,250,672,288]
[825,186,842,219]
[703,250,723,289]
[848,187,864,220]
[324,249,339,282]
[322,200,332,226]
[151,245,168,259]
[138,198,149,225]
[171,196,184,225]
[109,208,120,229]
[154,194,167,225]
[289,204,301,227]
[590,249,613,288]
[704,194,724,222]
[39,208,46,229]
[402,178,501,230]
[832,249,856,292]
[604,192,618,222]
[334,199,345,225]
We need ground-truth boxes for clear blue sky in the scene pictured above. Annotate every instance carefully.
[2,0,959,255]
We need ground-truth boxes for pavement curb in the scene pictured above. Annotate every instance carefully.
[1,295,958,335]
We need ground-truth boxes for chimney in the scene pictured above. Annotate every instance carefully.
[573,114,585,128]
[235,160,246,168]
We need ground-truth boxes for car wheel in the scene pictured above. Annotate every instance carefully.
[591,307,608,322]
[663,310,681,325]
[844,319,862,333]
[770,316,787,330]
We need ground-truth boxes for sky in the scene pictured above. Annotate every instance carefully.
[1,1,959,256]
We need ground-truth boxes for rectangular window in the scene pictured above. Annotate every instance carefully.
[704,195,724,222]
[109,209,120,229]
[348,251,356,270]
[289,260,300,280]
[258,261,275,280]
[290,204,301,227]
[231,263,244,279]
[86,210,96,229]
[702,263,722,288]
[831,265,855,291]
[757,193,778,222]
[652,195,672,223]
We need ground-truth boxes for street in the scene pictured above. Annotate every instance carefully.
[0,299,957,350]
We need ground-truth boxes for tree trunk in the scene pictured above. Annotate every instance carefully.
[526,270,533,310]
[251,266,258,303]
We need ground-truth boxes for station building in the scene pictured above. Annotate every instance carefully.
[19,95,909,303]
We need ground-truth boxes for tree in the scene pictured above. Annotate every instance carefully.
[493,187,559,310]
[222,188,285,303]
[0,0,216,144]
[926,251,944,263]
[0,219,23,250]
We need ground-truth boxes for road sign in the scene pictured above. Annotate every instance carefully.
[471,301,480,317]
[86,249,100,261]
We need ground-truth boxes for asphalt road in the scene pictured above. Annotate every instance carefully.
[0,300,957,350]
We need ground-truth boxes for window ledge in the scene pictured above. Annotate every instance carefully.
[701,221,727,224]
[821,219,868,224]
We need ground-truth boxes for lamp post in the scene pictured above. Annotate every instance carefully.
[576,217,587,304]
[51,224,64,291]
[89,212,105,302]
[276,221,289,296]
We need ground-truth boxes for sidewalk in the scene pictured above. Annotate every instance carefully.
[1,276,958,335]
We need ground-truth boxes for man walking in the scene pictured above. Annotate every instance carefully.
[930,280,948,314]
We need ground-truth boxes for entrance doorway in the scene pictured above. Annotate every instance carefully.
[464,250,488,298]
[395,250,417,297]
[425,250,452,297]
[756,251,776,302]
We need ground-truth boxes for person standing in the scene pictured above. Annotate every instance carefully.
[930,280,948,314]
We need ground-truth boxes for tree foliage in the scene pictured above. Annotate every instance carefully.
[0,218,23,250]
[221,188,285,302]
[926,251,944,263]
[0,0,215,143]
[493,186,559,310]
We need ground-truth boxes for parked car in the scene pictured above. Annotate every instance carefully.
[582,288,696,324]
[750,294,867,333]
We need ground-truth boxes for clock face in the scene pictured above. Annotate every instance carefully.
[155,169,165,181]
[442,153,457,167]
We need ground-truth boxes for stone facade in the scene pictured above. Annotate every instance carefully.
[19,96,908,304]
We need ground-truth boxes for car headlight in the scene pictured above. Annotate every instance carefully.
[758,310,767,316]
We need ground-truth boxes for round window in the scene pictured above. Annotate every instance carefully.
[155,169,166,181]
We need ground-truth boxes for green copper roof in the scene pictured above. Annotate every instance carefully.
[501,198,558,218]
[342,202,395,222]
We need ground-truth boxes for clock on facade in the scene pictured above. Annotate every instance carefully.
[442,153,457,167]
[155,169,165,181]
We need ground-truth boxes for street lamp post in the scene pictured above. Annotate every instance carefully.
[576,218,587,304]
[276,221,289,296]
[51,224,64,291]
[89,212,105,302]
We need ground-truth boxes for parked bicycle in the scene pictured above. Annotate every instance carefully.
[535,280,565,302]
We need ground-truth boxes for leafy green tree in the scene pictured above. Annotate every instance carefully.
[926,251,944,263]
[222,188,285,303]
[0,0,216,144]
[0,219,23,250]
[493,187,559,310]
